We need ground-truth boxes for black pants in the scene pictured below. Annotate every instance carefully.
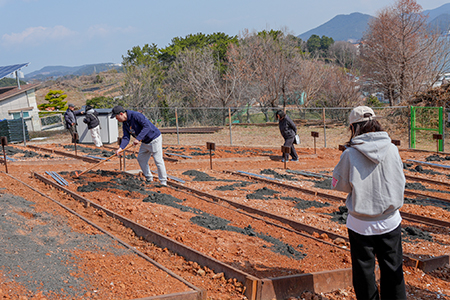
[348,224,406,300]
[283,136,298,161]
[68,126,79,143]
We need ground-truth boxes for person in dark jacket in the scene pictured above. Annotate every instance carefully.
[276,110,298,162]
[83,105,103,147]
[111,106,167,186]
[64,103,83,142]
[332,106,406,300]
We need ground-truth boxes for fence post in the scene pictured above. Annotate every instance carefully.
[322,108,327,148]
[444,107,446,153]
[21,110,26,147]
[408,106,411,150]
[410,106,415,149]
[439,106,444,152]
[175,107,180,145]
[228,107,232,145]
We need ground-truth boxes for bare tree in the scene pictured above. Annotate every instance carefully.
[290,57,329,107]
[167,47,249,124]
[168,47,242,108]
[328,41,359,70]
[122,63,161,108]
[360,0,450,105]
[314,65,363,108]
[225,29,304,121]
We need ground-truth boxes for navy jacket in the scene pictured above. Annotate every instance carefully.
[64,108,82,129]
[119,110,161,149]
[278,115,297,139]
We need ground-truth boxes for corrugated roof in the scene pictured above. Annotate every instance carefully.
[0,83,40,102]
[0,63,29,80]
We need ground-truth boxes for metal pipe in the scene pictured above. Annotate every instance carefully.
[45,171,64,185]
[51,171,69,186]
[150,170,185,183]
[236,171,281,181]
[165,152,193,159]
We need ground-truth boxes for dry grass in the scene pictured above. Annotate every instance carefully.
[27,125,346,148]
[27,124,447,153]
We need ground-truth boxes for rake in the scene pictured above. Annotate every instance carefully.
[74,142,135,178]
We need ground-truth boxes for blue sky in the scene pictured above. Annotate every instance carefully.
[1,0,449,74]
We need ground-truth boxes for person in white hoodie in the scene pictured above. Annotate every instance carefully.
[83,105,103,147]
[331,106,406,300]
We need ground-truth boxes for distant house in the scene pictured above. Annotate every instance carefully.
[432,72,450,88]
[0,83,42,131]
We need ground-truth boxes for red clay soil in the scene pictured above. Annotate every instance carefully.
[0,141,449,300]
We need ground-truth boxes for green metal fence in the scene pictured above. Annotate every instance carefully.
[410,106,443,151]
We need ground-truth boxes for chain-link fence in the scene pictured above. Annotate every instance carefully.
[129,106,413,149]
[40,113,64,130]
[25,106,450,152]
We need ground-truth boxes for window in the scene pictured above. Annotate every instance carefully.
[11,112,29,119]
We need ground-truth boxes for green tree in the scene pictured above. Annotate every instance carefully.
[121,32,238,109]
[38,90,68,111]
[159,32,238,73]
[306,35,321,54]
[366,95,384,107]
[121,43,165,108]
[306,35,334,57]
[320,35,334,52]
[86,96,124,108]
[122,43,160,67]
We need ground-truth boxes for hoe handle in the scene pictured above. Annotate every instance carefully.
[75,142,135,177]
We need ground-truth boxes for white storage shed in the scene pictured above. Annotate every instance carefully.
[76,108,118,145]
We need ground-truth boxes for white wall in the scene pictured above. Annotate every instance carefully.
[0,87,42,131]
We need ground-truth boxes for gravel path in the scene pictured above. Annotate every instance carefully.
[0,191,130,298]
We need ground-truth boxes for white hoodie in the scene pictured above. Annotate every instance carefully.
[332,131,405,222]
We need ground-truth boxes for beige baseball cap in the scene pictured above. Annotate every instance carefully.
[349,106,377,124]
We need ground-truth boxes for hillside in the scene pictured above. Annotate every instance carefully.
[35,69,125,109]
[298,12,372,43]
[25,63,123,81]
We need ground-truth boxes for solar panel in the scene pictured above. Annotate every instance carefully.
[0,63,29,80]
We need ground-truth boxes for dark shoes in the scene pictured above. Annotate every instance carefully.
[281,158,298,162]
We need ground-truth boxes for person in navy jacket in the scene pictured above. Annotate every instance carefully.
[64,103,83,142]
[111,106,167,186]
[276,110,298,162]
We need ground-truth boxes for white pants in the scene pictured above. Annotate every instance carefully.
[89,125,103,147]
[137,135,167,185]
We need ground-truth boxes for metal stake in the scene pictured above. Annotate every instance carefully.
[1,136,8,173]
[281,146,290,169]
[207,142,215,169]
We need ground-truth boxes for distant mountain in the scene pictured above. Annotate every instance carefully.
[425,3,450,34]
[298,3,450,42]
[298,12,373,43]
[423,3,450,21]
[25,63,122,81]
[429,13,450,33]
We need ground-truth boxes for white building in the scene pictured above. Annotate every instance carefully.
[0,83,42,131]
